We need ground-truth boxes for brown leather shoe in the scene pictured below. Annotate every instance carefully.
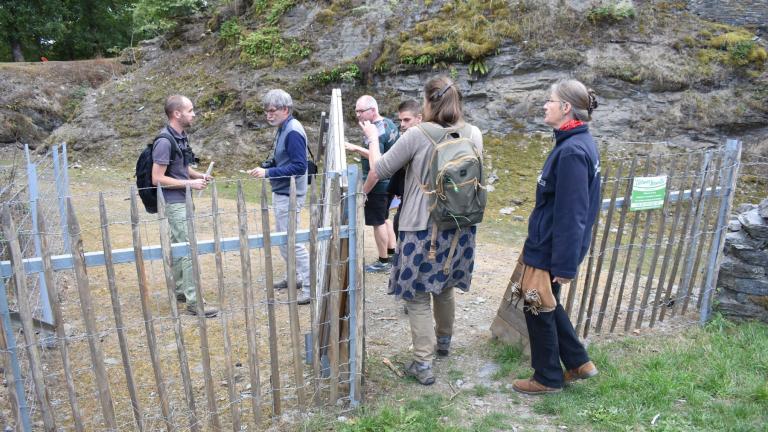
[512,377,562,395]
[564,361,598,384]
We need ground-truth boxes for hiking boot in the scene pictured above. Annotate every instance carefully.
[176,293,187,302]
[274,279,302,291]
[512,377,562,395]
[186,303,218,318]
[365,261,392,273]
[564,361,598,384]
[403,304,409,315]
[297,291,311,305]
[436,336,451,357]
[405,361,435,386]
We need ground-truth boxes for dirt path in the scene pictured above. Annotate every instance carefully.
[357,225,567,431]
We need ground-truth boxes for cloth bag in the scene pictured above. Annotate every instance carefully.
[505,253,557,315]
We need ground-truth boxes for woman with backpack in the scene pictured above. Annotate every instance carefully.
[512,79,601,395]
[362,75,484,385]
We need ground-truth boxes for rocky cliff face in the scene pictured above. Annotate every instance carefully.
[2,0,766,169]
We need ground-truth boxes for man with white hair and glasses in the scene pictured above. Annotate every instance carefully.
[249,89,311,305]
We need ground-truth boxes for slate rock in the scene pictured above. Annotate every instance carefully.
[719,257,766,279]
[760,198,768,219]
[739,209,768,241]
[717,274,768,296]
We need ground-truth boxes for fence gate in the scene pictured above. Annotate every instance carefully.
[0,90,364,431]
[564,139,742,337]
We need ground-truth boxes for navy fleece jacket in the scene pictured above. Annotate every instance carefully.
[523,125,601,279]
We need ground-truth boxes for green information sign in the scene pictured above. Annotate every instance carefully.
[630,176,667,211]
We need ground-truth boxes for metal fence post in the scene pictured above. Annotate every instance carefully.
[52,145,70,253]
[0,277,33,431]
[347,165,360,406]
[699,139,742,325]
[24,145,53,324]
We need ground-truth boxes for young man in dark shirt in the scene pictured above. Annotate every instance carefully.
[151,95,218,317]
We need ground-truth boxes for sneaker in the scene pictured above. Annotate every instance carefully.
[564,361,598,384]
[297,291,311,305]
[186,303,218,318]
[365,261,392,273]
[512,377,562,395]
[274,279,302,291]
[176,293,186,302]
[436,336,451,357]
[405,361,435,386]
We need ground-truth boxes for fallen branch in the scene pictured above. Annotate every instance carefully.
[382,357,403,378]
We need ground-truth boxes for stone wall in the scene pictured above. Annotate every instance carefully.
[715,199,768,322]
[689,0,768,31]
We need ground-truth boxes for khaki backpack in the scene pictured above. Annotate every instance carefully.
[417,122,487,272]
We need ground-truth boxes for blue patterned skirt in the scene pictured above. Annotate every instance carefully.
[388,225,477,300]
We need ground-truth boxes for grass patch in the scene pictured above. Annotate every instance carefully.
[338,394,461,432]
[473,384,492,397]
[534,317,768,431]
[447,368,465,381]
[470,412,513,432]
[490,340,526,379]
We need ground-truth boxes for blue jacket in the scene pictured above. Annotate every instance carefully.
[523,125,601,279]
[267,115,308,196]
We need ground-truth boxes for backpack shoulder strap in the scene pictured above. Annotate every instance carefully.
[416,122,449,146]
[154,131,182,161]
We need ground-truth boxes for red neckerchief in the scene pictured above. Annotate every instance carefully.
[558,119,584,131]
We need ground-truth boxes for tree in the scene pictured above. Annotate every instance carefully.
[132,0,206,38]
[52,0,134,59]
[0,0,65,61]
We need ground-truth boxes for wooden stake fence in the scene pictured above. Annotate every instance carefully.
[565,141,742,336]
[0,167,363,430]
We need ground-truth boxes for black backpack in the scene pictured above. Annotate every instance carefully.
[135,132,181,214]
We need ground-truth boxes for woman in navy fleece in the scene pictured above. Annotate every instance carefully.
[513,79,601,395]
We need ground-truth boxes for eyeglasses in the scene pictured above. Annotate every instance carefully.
[265,107,284,114]
[355,107,373,114]
[545,99,564,105]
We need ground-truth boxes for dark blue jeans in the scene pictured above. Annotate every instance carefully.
[524,281,590,388]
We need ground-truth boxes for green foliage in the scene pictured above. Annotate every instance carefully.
[253,0,295,26]
[708,32,767,68]
[63,86,89,121]
[219,19,242,46]
[534,320,768,431]
[587,2,636,24]
[0,0,137,61]
[396,0,516,67]
[132,0,206,38]
[305,64,361,86]
[0,0,65,61]
[468,59,488,76]
[239,27,310,68]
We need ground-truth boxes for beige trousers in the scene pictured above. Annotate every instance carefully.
[406,288,455,364]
